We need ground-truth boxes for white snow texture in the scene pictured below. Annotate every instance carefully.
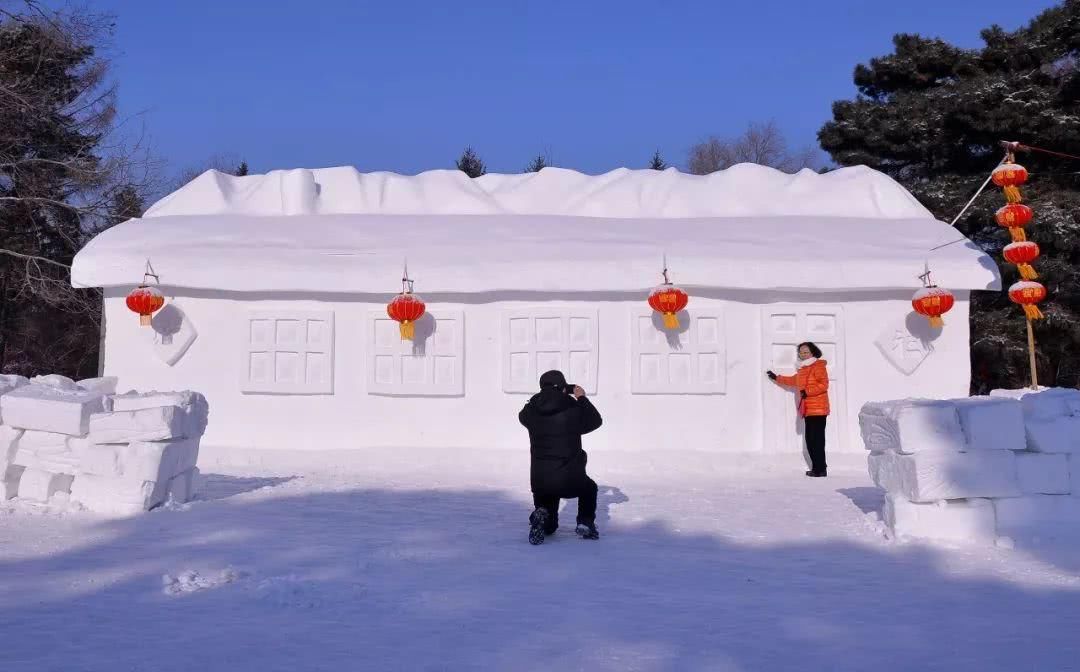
[861,389,1080,545]
[70,165,999,294]
[0,380,207,514]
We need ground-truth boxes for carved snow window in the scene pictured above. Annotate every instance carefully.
[242,311,334,394]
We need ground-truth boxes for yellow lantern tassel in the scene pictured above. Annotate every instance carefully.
[929,316,944,328]
[399,320,415,340]
[1017,264,1039,281]
[1023,304,1044,320]
[1003,185,1023,204]
[663,312,680,330]
[1009,227,1027,242]
[139,314,152,327]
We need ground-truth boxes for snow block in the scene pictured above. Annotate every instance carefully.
[884,495,997,545]
[88,406,187,444]
[0,384,105,435]
[29,374,79,391]
[69,473,167,516]
[10,430,80,474]
[859,400,966,454]
[0,374,28,399]
[167,467,199,504]
[78,437,200,483]
[1015,452,1071,495]
[0,464,24,500]
[994,495,1080,539]
[1023,416,1080,454]
[17,430,70,452]
[109,391,209,438]
[12,447,79,475]
[16,468,73,502]
[953,397,1026,451]
[992,387,1079,420]
[0,426,23,465]
[76,377,118,395]
[868,449,1020,503]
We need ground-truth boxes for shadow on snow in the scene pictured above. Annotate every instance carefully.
[0,484,1078,672]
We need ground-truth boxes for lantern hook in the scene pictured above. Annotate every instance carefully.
[142,259,160,286]
[918,261,935,289]
[401,259,414,295]
[661,253,671,285]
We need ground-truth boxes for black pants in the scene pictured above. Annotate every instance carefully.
[804,415,828,474]
[533,477,598,530]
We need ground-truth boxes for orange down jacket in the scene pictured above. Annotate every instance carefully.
[775,359,830,417]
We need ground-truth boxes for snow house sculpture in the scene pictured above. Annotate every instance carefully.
[71,165,1000,455]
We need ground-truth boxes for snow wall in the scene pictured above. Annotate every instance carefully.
[100,288,972,456]
[0,375,208,515]
[860,388,1080,546]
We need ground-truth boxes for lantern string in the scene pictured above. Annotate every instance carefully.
[1004,141,1080,162]
[923,156,1006,256]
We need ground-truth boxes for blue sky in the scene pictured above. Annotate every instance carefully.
[95,0,1060,177]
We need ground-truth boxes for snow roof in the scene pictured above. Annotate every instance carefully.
[72,165,999,294]
[143,164,934,219]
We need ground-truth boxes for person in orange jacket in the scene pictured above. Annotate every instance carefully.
[766,342,830,477]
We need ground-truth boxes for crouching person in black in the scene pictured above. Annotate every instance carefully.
[519,370,603,545]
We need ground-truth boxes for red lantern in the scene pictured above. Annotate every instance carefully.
[991,163,1029,187]
[992,163,1028,204]
[1003,241,1040,280]
[649,285,689,330]
[994,204,1033,229]
[1009,280,1046,320]
[387,293,425,341]
[911,285,955,329]
[386,265,425,340]
[126,285,164,326]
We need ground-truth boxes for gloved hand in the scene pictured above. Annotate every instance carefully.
[800,390,808,399]
[766,370,777,381]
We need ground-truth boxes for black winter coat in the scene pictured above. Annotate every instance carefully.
[519,389,603,495]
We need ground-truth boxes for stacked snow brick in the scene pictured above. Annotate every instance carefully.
[859,388,1080,545]
[0,375,208,516]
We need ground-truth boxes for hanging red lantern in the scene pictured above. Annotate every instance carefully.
[912,285,955,328]
[648,260,688,330]
[1003,241,1040,280]
[994,204,1033,229]
[991,163,1029,203]
[1009,280,1046,320]
[126,285,164,327]
[386,264,425,340]
[649,285,689,330]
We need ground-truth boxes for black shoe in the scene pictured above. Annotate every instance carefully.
[529,508,550,545]
[805,470,827,478]
[575,523,600,540]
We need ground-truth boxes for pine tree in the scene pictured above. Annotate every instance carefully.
[525,152,548,173]
[235,161,249,176]
[819,2,1080,392]
[108,186,145,225]
[649,149,667,170]
[455,147,486,178]
[0,5,145,378]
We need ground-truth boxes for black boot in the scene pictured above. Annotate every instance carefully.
[575,522,600,540]
[529,507,550,545]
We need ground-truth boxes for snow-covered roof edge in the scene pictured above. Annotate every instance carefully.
[143,164,935,220]
[72,214,1000,294]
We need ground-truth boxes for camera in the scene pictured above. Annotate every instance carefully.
[563,383,577,395]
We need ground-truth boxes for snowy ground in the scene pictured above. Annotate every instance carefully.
[2,449,1079,672]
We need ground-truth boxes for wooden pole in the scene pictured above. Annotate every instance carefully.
[1026,318,1039,390]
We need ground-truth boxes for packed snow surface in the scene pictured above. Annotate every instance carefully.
[71,165,1000,294]
[145,165,934,220]
[1,449,1078,672]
